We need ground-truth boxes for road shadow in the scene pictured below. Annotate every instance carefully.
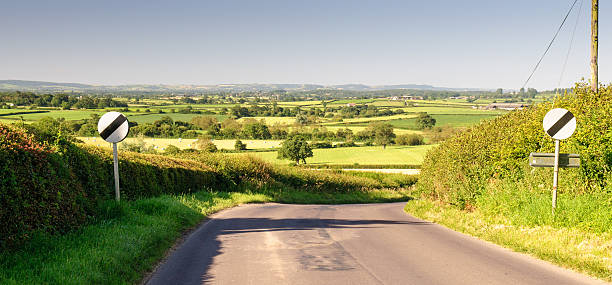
[147,213,430,285]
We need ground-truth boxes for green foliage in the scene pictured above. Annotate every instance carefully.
[367,122,395,148]
[165,144,181,155]
[194,137,218,152]
[310,141,333,149]
[241,121,271,139]
[395,134,424,146]
[335,140,357,148]
[277,136,313,164]
[234,139,247,151]
[0,188,411,284]
[416,112,436,129]
[417,82,612,229]
[2,121,418,247]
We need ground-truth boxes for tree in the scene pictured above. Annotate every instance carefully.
[368,122,395,149]
[242,122,271,139]
[295,114,309,125]
[277,136,313,164]
[234,139,247,151]
[416,113,436,130]
[195,137,217,152]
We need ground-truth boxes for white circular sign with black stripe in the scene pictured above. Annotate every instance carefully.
[543,108,576,140]
[98,112,130,143]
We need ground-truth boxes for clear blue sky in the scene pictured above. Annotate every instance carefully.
[0,0,609,90]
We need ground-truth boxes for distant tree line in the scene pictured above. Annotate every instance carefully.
[0,91,127,109]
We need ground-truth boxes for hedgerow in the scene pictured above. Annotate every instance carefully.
[416,82,612,221]
[1,124,406,248]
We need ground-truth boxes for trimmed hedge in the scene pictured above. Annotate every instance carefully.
[0,124,223,247]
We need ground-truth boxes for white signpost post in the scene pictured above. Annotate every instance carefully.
[98,112,130,201]
[539,108,577,215]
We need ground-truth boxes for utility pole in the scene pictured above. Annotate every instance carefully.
[591,0,599,92]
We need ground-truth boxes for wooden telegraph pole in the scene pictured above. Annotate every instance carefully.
[591,0,599,92]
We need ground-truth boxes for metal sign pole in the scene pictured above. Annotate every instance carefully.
[552,139,560,215]
[113,142,120,201]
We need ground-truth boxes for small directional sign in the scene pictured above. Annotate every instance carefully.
[529,153,580,168]
[98,112,130,143]
[543,108,576,140]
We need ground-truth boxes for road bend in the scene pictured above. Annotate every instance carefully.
[147,202,604,285]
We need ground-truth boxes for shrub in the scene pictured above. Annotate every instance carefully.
[311,141,333,149]
[194,137,217,152]
[395,134,425,146]
[234,139,247,151]
[165,145,181,155]
[425,126,461,143]
[336,141,357,148]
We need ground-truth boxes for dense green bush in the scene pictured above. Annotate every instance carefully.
[0,125,86,247]
[395,134,425,146]
[417,83,612,226]
[311,141,333,149]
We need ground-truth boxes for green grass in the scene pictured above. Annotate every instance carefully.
[396,106,505,115]
[321,125,422,136]
[0,110,103,121]
[385,114,499,129]
[239,144,434,165]
[0,188,412,284]
[127,113,227,124]
[237,116,297,125]
[405,198,612,282]
[78,138,283,150]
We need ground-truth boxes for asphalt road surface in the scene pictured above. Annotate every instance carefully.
[147,202,605,285]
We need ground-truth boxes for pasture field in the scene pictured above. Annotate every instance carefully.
[0,110,103,121]
[322,125,423,135]
[329,99,376,105]
[127,113,227,124]
[373,114,499,129]
[0,109,41,115]
[238,144,434,165]
[78,137,282,150]
[277,101,322,106]
[322,113,418,125]
[237,116,296,125]
[397,106,505,115]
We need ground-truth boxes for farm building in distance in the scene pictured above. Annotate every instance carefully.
[482,103,529,110]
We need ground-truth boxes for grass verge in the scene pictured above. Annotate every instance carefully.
[404,198,612,282]
[0,188,411,284]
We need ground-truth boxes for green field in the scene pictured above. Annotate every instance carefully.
[0,110,103,121]
[383,114,498,129]
[237,116,296,125]
[127,113,227,124]
[238,145,434,165]
[78,137,282,150]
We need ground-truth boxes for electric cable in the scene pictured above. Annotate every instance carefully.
[521,0,580,90]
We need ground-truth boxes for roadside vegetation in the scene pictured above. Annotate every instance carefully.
[0,121,415,284]
[406,82,612,281]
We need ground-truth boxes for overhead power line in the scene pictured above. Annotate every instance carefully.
[521,0,580,90]
[558,0,584,88]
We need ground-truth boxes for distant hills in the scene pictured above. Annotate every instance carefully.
[0,80,486,93]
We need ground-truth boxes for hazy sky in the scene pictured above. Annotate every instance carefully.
[0,0,608,90]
